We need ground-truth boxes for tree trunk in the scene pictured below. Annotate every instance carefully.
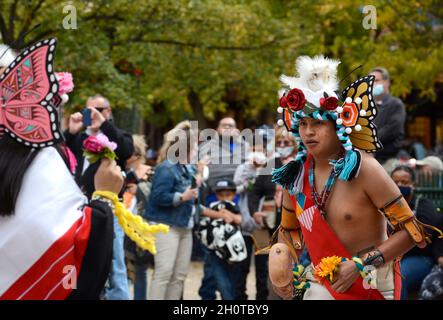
[187,89,208,129]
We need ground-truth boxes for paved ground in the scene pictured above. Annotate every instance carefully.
[182,261,256,300]
[132,260,257,300]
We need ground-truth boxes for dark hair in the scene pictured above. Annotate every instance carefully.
[0,136,39,216]
[391,165,416,182]
[0,135,70,216]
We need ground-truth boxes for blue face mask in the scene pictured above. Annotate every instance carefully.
[373,84,384,96]
[399,186,413,199]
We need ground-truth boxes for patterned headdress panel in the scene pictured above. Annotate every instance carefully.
[0,39,62,148]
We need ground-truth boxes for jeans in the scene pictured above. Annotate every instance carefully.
[199,249,236,300]
[104,216,130,300]
[400,255,434,299]
[230,235,269,300]
[255,254,269,300]
[208,251,236,300]
[133,262,148,300]
[199,248,217,300]
[149,226,193,300]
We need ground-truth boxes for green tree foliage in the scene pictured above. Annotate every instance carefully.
[0,0,441,129]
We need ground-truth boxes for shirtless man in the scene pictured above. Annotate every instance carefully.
[276,118,415,299]
[269,56,434,300]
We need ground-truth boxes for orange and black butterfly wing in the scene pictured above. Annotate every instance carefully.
[342,75,382,152]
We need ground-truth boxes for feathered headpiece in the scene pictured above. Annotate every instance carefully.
[272,55,382,194]
[0,44,16,68]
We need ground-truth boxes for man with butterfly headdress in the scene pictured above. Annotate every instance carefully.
[268,56,442,300]
[0,39,125,300]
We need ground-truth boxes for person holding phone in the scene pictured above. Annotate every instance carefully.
[64,94,134,196]
[64,94,134,300]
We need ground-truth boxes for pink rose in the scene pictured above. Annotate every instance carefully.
[96,133,117,151]
[55,72,74,95]
[83,135,104,153]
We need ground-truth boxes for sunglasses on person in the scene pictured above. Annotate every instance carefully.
[95,107,108,112]
[86,106,108,113]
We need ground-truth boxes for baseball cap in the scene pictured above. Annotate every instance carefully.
[415,156,443,171]
[214,179,237,192]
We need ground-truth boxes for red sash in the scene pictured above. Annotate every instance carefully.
[290,156,389,300]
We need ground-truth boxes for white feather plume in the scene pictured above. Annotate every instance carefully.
[280,55,340,93]
[0,44,16,68]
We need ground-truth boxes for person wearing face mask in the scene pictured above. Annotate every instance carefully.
[369,67,407,164]
[246,127,298,300]
[230,138,270,300]
[390,165,443,299]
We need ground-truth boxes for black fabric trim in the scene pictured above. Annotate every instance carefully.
[67,200,114,300]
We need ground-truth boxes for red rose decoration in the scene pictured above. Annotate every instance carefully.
[83,135,105,153]
[279,95,288,108]
[320,96,338,111]
[286,88,306,111]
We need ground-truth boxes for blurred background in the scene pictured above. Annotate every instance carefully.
[1,0,442,152]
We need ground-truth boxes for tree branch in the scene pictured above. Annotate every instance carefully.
[8,0,19,39]
[15,0,45,48]
[30,0,46,22]
[83,14,126,22]
[24,29,56,47]
[113,37,277,51]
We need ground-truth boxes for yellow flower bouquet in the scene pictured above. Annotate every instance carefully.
[314,255,344,283]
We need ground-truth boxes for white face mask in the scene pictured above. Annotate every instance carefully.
[276,146,294,158]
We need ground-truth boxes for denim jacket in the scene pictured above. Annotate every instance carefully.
[145,160,194,228]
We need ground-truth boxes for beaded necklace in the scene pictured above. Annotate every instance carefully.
[308,153,343,218]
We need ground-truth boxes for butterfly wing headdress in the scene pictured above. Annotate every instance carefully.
[0,38,61,148]
[339,75,382,152]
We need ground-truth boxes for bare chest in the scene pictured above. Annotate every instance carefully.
[310,179,387,253]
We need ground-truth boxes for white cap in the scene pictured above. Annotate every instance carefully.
[415,156,443,171]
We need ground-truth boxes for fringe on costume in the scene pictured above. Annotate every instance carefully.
[272,159,305,195]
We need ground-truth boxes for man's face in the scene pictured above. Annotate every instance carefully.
[370,71,390,95]
[298,117,342,158]
[87,97,112,120]
[217,118,238,137]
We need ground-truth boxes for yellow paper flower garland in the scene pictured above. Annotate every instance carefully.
[93,190,169,255]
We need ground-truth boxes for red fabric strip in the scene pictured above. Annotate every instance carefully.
[1,207,92,300]
[291,156,385,300]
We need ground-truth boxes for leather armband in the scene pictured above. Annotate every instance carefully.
[362,248,385,268]
[281,205,300,230]
[379,195,428,247]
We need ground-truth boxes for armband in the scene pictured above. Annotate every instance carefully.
[362,249,385,268]
[281,205,300,230]
[379,195,428,247]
